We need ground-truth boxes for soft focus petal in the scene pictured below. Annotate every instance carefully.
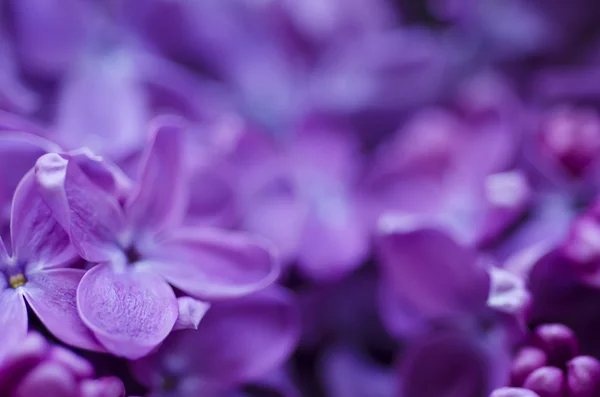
[145,228,279,300]
[77,264,178,359]
[241,184,306,264]
[54,46,148,159]
[491,388,541,397]
[79,377,126,397]
[0,289,28,360]
[35,153,125,262]
[48,346,94,380]
[12,362,77,397]
[9,0,88,78]
[23,268,104,352]
[399,329,510,397]
[296,198,369,281]
[125,116,188,234]
[321,345,394,397]
[11,170,76,269]
[133,287,299,386]
[173,296,211,331]
[0,332,48,393]
[377,223,490,318]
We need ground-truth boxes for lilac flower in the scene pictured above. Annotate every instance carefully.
[129,287,299,396]
[238,120,368,281]
[5,0,92,79]
[377,225,529,396]
[35,116,279,359]
[0,332,124,397]
[0,167,104,361]
[0,132,60,235]
[367,108,529,247]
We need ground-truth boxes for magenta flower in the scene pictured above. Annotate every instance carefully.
[130,287,299,396]
[35,117,280,359]
[0,169,103,361]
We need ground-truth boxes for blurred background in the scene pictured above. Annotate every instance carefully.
[3,0,600,396]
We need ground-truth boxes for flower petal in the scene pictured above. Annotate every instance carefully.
[35,153,125,262]
[145,228,279,300]
[133,287,299,385]
[54,46,148,159]
[399,330,508,397]
[22,268,104,352]
[0,132,59,229]
[0,289,28,361]
[12,362,78,397]
[77,264,178,359]
[79,376,126,397]
[321,345,394,397]
[296,196,369,281]
[377,223,490,319]
[125,116,188,234]
[68,148,133,200]
[173,297,211,331]
[11,170,76,269]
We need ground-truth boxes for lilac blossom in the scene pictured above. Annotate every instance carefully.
[0,332,124,397]
[237,119,368,281]
[377,224,529,396]
[0,168,103,361]
[34,116,279,359]
[129,287,299,397]
[366,107,530,247]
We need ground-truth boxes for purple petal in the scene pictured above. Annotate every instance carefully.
[48,346,94,380]
[377,224,490,319]
[125,116,188,234]
[321,345,394,397]
[241,185,306,264]
[0,289,28,360]
[54,46,148,159]
[173,297,211,331]
[145,227,279,300]
[400,329,511,397]
[11,170,76,269]
[10,0,87,78]
[77,264,178,359]
[0,332,48,393]
[0,132,59,225]
[296,196,369,281]
[491,388,541,397]
[35,153,125,262]
[79,377,126,397]
[68,148,133,200]
[12,362,78,397]
[22,268,104,352]
[133,287,299,385]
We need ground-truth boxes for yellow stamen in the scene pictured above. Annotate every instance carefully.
[9,274,26,289]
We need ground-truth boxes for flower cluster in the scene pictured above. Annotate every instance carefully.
[1,0,600,396]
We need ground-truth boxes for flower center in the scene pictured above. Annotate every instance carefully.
[9,273,26,289]
[125,246,142,265]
